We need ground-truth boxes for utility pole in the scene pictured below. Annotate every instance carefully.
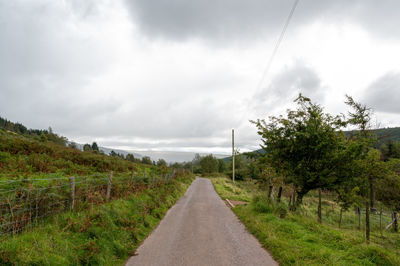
[232,128,235,183]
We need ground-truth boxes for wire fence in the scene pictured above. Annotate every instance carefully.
[0,170,179,236]
[354,207,398,232]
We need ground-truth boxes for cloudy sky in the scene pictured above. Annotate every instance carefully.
[1,0,399,155]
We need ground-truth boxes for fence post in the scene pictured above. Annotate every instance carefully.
[318,188,322,224]
[394,212,398,233]
[35,189,39,221]
[366,201,370,244]
[268,185,273,200]
[379,210,383,236]
[69,176,75,211]
[106,171,113,201]
[277,187,283,203]
[130,171,135,184]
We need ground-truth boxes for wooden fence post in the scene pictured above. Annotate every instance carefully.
[268,185,273,200]
[394,212,398,233]
[366,201,370,244]
[318,188,322,224]
[35,190,39,221]
[69,176,75,211]
[379,210,383,236]
[277,187,283,203]
[106,171,113,201]
[130,171,135,184]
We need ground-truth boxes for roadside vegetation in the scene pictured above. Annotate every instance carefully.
[0,172,193,265]
[205,94,400,265]
[211,176,400,265]
[0,120,194,264]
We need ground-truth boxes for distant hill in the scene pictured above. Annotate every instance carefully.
[345,127,400,143]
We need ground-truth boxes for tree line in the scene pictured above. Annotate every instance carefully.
[0,116,67,146]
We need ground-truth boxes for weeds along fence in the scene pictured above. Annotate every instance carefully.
[300,197,398,233]
[354,208,398,232]
[0,170,179,236]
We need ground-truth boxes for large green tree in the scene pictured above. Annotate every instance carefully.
[252,95,347,207]
[200,154,218,174]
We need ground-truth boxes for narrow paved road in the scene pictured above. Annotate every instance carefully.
[126,177,277,266]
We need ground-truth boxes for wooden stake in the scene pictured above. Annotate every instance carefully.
[277,187,283,203]
[380,210,383,236]
[366,201,370,244]
[69,176,75,211]
[106,171,113,201]
[318,188,322,224]
[130,171,135,184]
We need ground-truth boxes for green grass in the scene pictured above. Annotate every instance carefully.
[210,176,260,202]
[210,176,400,266]
[0,174,194,265]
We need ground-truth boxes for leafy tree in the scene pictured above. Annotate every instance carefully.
[126,153,136,162]
[183,161,193,171]
[376,159,400,212]
[380,140,400,161]
[157,158,167,167]
[192,153,201,166]
[83,144,93,152]
[91,142,99,151]
[171,162,183,169]
[345,95,378,243]
[252,94,346,208]
[218,159,226,173]
[141,156,152,165]
[200,154,218,174]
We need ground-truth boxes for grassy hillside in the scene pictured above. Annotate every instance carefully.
[0,128,159,179]
[211,176,400,266]
[0,122,195,265]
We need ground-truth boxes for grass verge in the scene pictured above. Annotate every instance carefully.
[210,176,400,266]
[0,174,194,265]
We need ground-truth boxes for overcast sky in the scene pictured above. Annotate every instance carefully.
[1,0,399,154]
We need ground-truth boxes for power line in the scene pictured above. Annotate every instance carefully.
[256,0,300,91]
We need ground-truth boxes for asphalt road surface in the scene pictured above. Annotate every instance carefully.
[126,177,278,266]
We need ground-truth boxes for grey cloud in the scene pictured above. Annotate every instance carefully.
[253,61,324,113]
[364,72,400,114]
[125,0,400,42]
[0,1,115,129]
